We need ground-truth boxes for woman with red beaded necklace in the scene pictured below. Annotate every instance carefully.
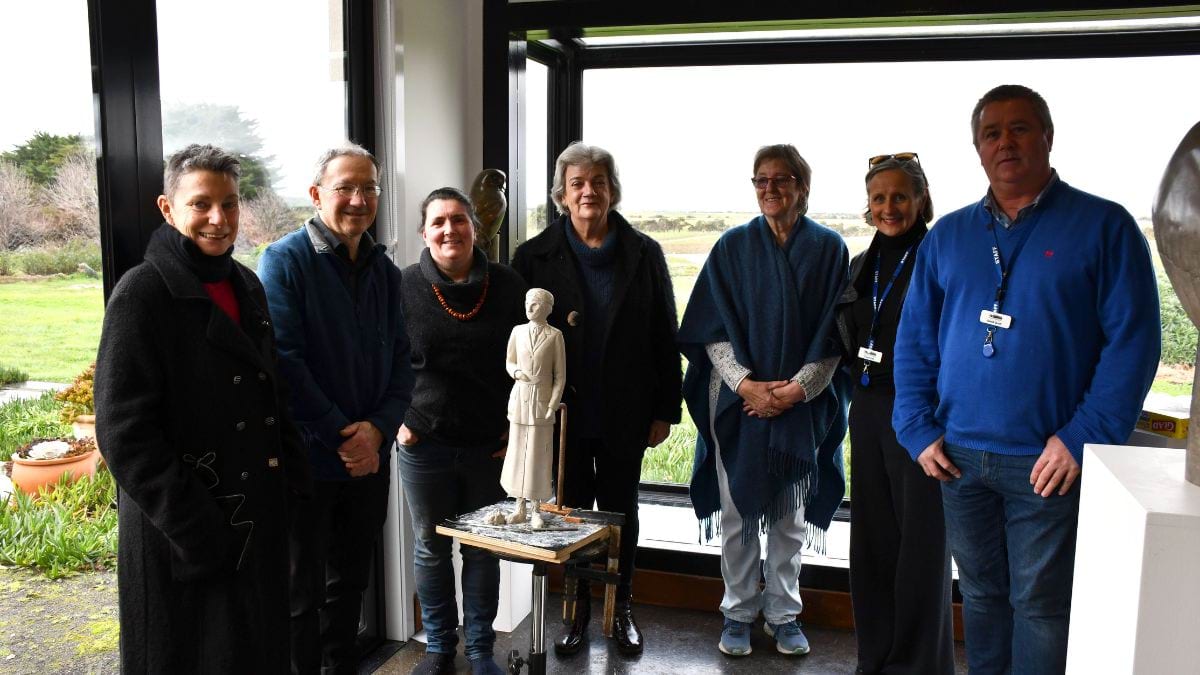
[397,187,528,675]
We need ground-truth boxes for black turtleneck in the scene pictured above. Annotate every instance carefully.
[152,222,235,283]
[850,221,927,390]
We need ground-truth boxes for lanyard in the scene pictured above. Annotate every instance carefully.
[859,245,913,386]
[867,245,913,351]
[982,219,1038,357]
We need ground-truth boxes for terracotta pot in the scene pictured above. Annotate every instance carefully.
[72,414,96,440]
[10,448,99,494]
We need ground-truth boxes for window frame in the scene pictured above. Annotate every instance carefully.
[487,1,1200,505]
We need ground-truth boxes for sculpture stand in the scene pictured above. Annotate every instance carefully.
[1067,443,1200,672]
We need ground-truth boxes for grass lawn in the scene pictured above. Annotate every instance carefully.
[0,276,103,382]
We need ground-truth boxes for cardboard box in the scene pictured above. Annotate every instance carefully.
[1136,409,1190,440]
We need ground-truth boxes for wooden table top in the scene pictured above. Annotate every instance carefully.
[435,500,611,563]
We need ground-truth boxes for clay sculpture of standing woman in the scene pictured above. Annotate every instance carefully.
[500,288,566,524]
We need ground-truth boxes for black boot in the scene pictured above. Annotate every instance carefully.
[555,583,590,656]
[612,598,644,656]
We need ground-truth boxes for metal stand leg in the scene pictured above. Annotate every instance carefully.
[507,562,548,675]
[529,563,547,675]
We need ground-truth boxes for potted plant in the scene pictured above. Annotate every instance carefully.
[9,437,99,494]
[55,363,95,440]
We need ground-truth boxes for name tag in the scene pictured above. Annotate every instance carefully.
[858,347,883,363]
[979,310,1012,329]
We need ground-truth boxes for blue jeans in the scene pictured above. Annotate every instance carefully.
[399,438,505,660]
[941,443,1081,675]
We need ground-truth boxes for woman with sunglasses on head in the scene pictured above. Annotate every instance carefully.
[680,144,849,658]
[837,153,954,674]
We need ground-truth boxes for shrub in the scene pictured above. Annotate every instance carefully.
[55,363,95,424]
[0,250,12,275]
[0,364,29,386]
[0,469,117,579]
[0,392,72,462]
[11,240,101,276]
[0,161,43,250]
[1160,275,1198,366]
[41,151,100,243]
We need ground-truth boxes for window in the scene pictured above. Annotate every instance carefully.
[524,58,550,239]
[0,0,103,385]
[157,0,349,268]
[563,31,1200,488]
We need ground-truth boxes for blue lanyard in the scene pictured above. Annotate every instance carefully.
[866,245,913,351]
[982,218,1039,356]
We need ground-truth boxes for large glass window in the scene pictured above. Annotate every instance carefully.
[580,55,1200,485]
[524,58,550,240]
[0,0,103,385]
[157,0,348,269]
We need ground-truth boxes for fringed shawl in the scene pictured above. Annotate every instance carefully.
[680,215,848,545]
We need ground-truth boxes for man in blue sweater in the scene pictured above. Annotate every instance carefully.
[893,85,1159,673]
[258,144,413,674]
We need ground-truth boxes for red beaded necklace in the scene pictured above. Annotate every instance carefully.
[431,273,489,321]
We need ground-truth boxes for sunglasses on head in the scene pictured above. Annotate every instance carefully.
[868,152,920,167]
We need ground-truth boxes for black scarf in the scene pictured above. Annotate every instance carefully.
[152,223,235,283]
[419,245,489,311]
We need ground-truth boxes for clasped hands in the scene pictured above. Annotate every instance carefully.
[737,378,805,419]
[338,420,383,477]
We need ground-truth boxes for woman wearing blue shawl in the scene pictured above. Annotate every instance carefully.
[679,144,849,658]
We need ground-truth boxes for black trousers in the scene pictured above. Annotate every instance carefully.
[289,471,391,675]
[848,384,955,675]
[561,436,644,599]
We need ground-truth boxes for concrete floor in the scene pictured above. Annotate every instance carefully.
[371,597,967,674]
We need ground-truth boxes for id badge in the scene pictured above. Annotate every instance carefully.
[858,346,883,363]
[979,310,1012,329]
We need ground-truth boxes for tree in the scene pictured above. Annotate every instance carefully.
[1,132,86,186]
[0,161,42,250]
[161,102,277,199]
[43,151,100,242]
[239,189,302,250]
[237,154,273,201]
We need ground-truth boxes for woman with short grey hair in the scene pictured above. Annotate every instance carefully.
[512,141,682,658]
[680,143,848,659]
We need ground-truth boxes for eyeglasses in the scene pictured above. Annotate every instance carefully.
[868,152,920,167]
[750,175,797,190]
[319,184,383,198]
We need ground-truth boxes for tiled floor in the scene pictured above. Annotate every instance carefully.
[371,596,967,674]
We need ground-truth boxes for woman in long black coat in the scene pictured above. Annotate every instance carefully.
[95,145,310,673]
[511,142,682,656]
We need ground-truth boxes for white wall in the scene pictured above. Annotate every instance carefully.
[385,0,483,268]
[377,0,484,642]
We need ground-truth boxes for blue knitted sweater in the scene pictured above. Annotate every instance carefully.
[258,220,414,480]
[892,179,1160,463]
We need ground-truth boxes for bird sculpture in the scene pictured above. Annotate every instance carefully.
[470,168,508,262]
[1152,120,1200,486]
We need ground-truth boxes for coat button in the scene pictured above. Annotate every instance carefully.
[258,372,267,381]
[240,471,249,480]
[235,421,246,431]
[265,416,276,426]
[232,375,242,384]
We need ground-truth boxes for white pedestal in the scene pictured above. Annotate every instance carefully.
[1067,444,1200,673]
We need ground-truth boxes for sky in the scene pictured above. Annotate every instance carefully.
[0,0,345,203]
[3,2,1199,220]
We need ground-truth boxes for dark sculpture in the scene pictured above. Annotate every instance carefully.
[471,168,508,262]
[1152,121,1200,486]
